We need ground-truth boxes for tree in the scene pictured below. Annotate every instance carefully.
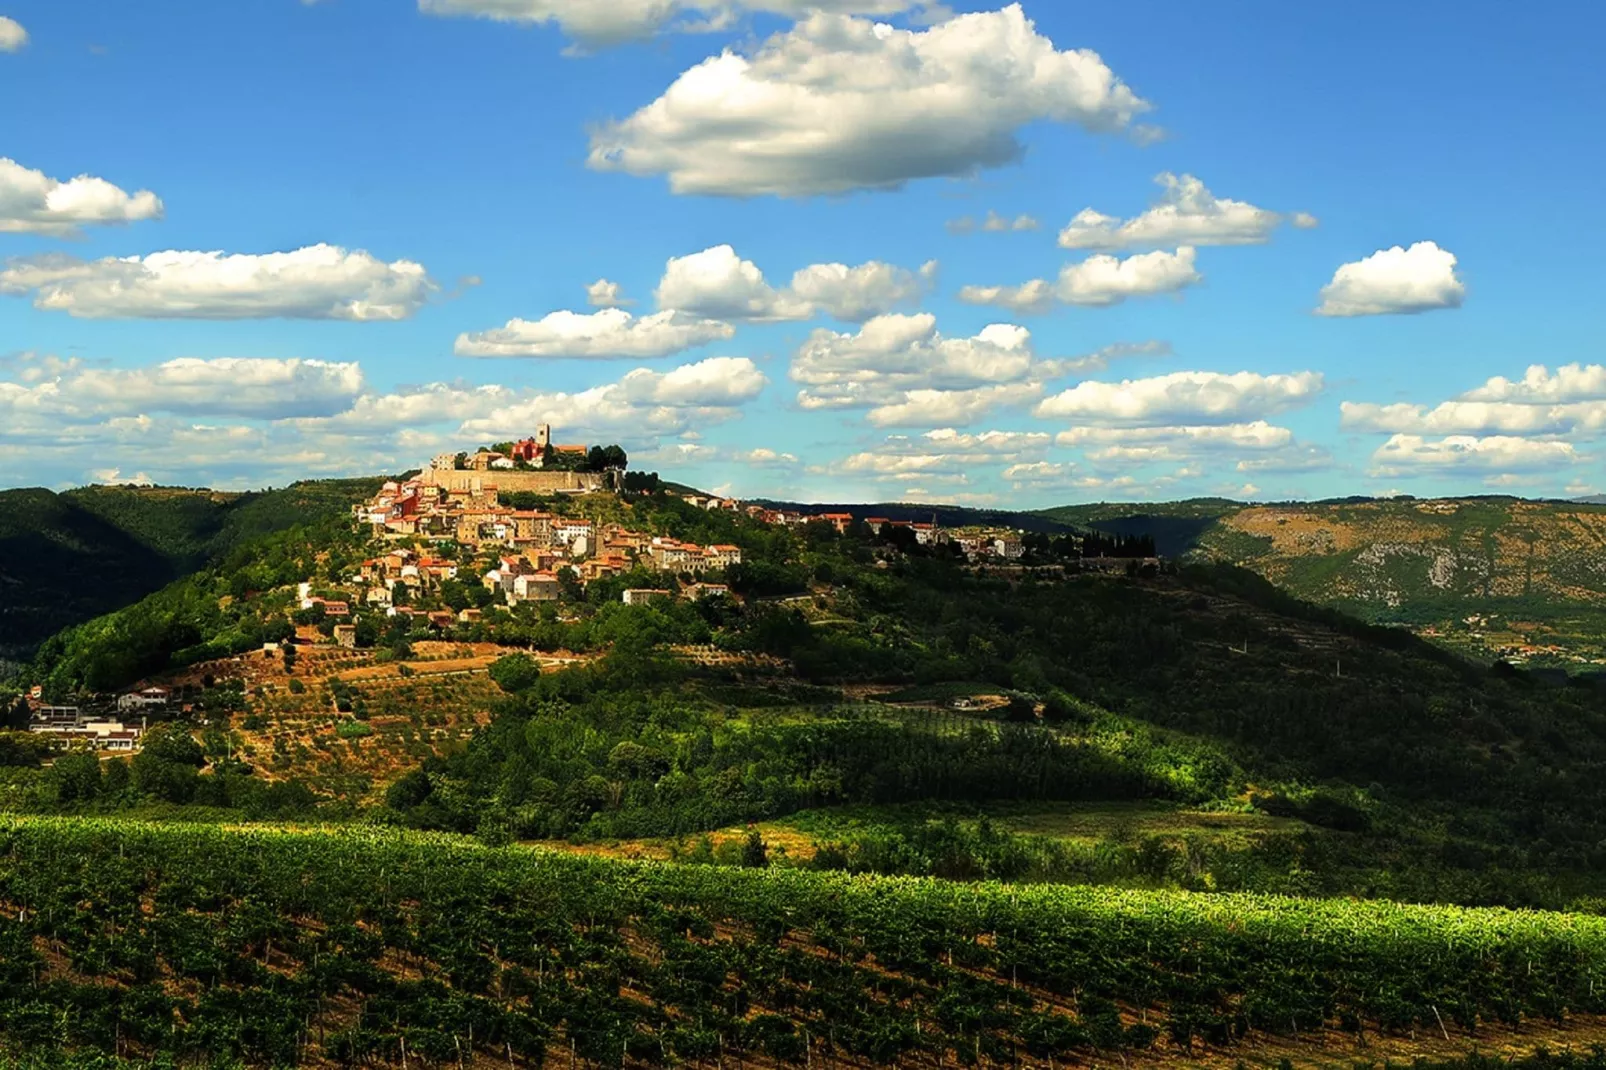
[52,750,103,803]
[741,828,770,868]
[132,724,206,803]
[489,654,543,694]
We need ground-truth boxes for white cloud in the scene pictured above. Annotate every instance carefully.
[459,357,767,440]
[949,210,1039,235]
[1002,460,1075,483]
[0,348,774,491]
[1291,212,1319,229]
[0,357,366,420]
[984,210,1039,233]
[959,247,1200,313]
[1340,399,1606,437]
[866,383,1041,427]
[89,469,154,487]
[1235,446,1333,474]
[419,0,689,50]
[1056,422,1296,451]
[655,244,931,322]
[0,244,437,320]
[786,259,937,323]
[888,427,1051,456]
[1369,434,1580,476]
[655,245,811,321]
[0,16,25,52]
[1037,371,1323,426]
[0,157,164,236]
[454,307,734,359]
[792,313,1058,424]
[1462,363,1606,403]
[1057,174,1290,251]
[588,5,1149,196]
[418,0,937,52]
[1316,241,1465,317]
[587,278,631,307]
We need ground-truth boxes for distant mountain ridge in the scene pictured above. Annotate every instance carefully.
[1040,495,1606,665]
[749,499,1079,535]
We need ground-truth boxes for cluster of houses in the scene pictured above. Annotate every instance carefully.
[665,492,1029,562]
[22,685,165,751]
[341,483,749,620]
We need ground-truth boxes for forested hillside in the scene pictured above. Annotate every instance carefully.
[1042,496,1606,667]
[0,480,380,660]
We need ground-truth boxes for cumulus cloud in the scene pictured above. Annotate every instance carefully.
[587,278,631,307]
[1036,370,1324,426]
[786,258,937,323]
[1057,173,1293,251]
[1342,365,1606,438]
[454,307,735,359]
[459,355,768,439]
[1002,461,1078,484]
[0,16,25,52]
[418,0,937,52]
[0,244,437,320]
[1316,241,1465,317]
[1462,363,1606,403]
[792,313,1058,424]
[887,428,1051,456]
[959,247,1200,313]
[1340,399,1606,437]
[948,210,1039,235]
[1,349,771,490]
[817,426,1053,488]
[0,357,365,420]
[655,245,810,321]
[0,157,164,236]
[866,383,1042,427]
[655,244,931,322]
[1369,434,1580,476]
[1054,421,1297,450]
[588,5,1150,196]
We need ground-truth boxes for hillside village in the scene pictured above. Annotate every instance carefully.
[16,428,1157,757]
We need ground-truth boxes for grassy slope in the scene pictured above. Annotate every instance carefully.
[1041,497,1606,663]
[0,479,381,659]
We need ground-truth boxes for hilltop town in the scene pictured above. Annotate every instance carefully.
[15,425,1157,757]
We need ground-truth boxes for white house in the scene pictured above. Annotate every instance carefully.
[117,687,170,713]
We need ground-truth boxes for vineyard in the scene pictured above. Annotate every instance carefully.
[4,817,1606,1068]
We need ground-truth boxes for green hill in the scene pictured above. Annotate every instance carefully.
[10,484,1606,1066]
[1040,496,1606,667]
[0,480,381,662]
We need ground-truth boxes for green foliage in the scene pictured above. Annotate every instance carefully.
[0,479,380,659]
[25,493,373,696]
[4,818,1606,1067]
[487,653,542,693]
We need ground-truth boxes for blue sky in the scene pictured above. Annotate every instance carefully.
[1,0,1602,505]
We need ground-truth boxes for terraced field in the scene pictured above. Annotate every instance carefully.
[172,641,592,803]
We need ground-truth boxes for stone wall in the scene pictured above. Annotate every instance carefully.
[420,468,608,495]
